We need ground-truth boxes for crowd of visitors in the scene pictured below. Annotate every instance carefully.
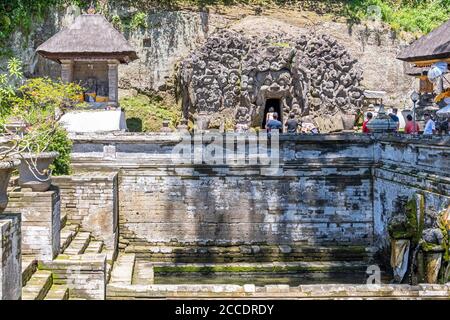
[262,107,448,136]
[361,108,450,135]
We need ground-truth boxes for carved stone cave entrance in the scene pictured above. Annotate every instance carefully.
[262,98,282,129]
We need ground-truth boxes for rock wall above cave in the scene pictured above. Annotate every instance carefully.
[178,29,364,132]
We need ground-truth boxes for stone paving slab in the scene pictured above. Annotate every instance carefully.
[110,254,135,284]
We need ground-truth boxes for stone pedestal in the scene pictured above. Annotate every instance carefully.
[5,189,60,261]
[0,213,21,300]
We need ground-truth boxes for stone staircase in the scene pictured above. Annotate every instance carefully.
[21,216,111,300]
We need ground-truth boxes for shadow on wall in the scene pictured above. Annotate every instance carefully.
[126,117,143,132]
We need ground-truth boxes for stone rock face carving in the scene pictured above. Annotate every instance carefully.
[178,30,364,132]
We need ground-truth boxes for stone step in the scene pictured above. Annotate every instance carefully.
[151,261,373,273]
[21,257,37,286]
[84,240,104,254]
[63,231,91,255]
[110,253,135,284]
[44,285,69,300]
[22,270,53,300]
[60,224,80,253]
[132,260,154,285]
[124,245,378,263]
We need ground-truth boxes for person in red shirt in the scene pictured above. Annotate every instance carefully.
[404,114,419,134]
[362,112,373,133]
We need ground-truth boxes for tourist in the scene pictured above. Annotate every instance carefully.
[266,112,283,132]
[362,112,373,133]
[389,108,400,131]
[436,116,449,135]
[265,107,275,128]
[404,114,419,134]
[423,113,436,135]
[285,113,299,133]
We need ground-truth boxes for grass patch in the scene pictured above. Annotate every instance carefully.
[119,93,182,132]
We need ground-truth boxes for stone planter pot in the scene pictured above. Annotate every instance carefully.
[423,250,443,284]
[0,160,20,213]
[18,152,59,192]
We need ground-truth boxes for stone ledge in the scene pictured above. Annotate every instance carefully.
[106,283,450,299]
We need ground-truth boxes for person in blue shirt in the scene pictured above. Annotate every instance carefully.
[266,112,283,132]
[389,108,400,131]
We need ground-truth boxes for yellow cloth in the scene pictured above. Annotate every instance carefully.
[434,89,450,102]
[95,96,109,102]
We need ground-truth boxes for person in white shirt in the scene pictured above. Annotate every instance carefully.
[423,113,436,135]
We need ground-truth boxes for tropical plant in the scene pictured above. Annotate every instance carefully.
[0,58,83,176]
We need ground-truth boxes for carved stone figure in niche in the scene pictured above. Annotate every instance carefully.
[83,77,97,102]
[178,29,364,132]
[96,81,109,97]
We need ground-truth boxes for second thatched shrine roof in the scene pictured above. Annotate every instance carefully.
[36,14,138,64]
[397,18,450,66]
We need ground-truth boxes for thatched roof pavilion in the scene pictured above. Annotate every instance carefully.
[37,14,137,64]
[397,18,450,66]
[36,13,138,107]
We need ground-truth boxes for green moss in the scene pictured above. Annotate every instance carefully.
[420,242,443,252]
[154,264,363,273]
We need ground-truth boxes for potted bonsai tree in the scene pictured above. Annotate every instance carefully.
[0,58,23,211]
[1,58,84,192]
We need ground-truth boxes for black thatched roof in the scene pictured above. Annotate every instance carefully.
[36,14,138,64]
[397,18,450,64]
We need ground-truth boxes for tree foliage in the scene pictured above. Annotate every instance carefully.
[0,58,83,175]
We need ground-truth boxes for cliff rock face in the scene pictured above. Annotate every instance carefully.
[178,29,364,131]
[4,6,415,118]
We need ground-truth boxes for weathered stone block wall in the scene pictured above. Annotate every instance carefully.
[0,213,21,300]
[53,173,119,251]
[4,189,60,261]
[68,133,449,259]
[118,165,373,247]
[373,137,450,254]
[70,133,376,249]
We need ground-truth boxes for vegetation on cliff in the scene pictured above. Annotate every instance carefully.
[119,93,181,132]
[1,0,449,55]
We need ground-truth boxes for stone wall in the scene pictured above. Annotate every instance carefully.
[372,136,450,260]
[0,213,21,300]
[68,133,449,261]
[70,133,376,254]
[53,173,119,251]
[4,189,60,261]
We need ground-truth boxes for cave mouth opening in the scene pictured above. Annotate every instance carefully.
[262,98,282,129]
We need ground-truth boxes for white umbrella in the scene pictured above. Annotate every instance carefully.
[428,61,448,82]
[436,104,450,118]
